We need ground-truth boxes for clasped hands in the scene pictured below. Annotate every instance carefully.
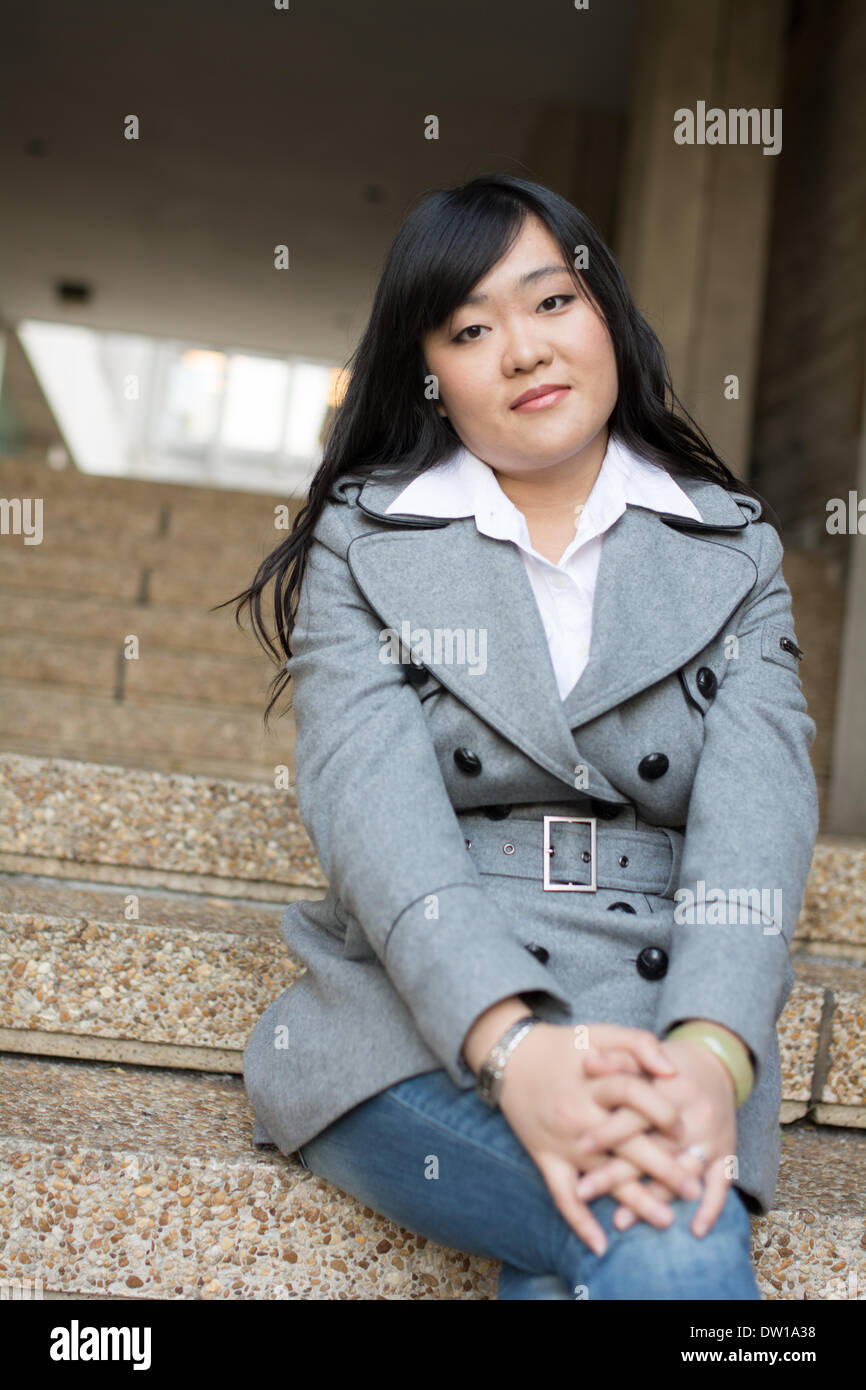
[497,1021,738,1257]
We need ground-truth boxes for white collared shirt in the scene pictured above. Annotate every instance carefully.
[385,433,703,700]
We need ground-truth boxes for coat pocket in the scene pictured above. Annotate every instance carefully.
[760,621,803,671]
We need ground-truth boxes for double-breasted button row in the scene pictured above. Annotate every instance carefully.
[454,747,673,797]
[523,937,669,981]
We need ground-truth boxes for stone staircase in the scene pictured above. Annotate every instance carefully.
[1,456,865,1300]
[0,454,299,780]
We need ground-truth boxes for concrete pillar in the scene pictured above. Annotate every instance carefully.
[613,0,787,479]
[826,323,866,834]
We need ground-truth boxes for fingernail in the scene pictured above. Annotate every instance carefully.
[693,1221,707,1238]
[592,1237,607,1256]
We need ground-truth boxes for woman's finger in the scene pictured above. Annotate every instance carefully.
[591,1174,677,1230]
[612,1177,680,1231]
[581,1046,643,1076]
[691,1158,730,1238]
[543,1160,610,1256]
[573,1105,685,1156]
[584,1073,682,1132]
[610,1147,710,1228]
[575,1133,703,1201]
[584,1025,677,1077]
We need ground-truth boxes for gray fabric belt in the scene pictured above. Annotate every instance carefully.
[458,809,684,898]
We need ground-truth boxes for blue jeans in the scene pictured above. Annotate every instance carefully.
[297,1069,761,1300]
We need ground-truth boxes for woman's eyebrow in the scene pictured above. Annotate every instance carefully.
[457,264,572,309]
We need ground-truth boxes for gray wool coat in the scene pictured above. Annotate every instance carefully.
[243,461,819,1215]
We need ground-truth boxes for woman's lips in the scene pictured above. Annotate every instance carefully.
[511,386,571,413]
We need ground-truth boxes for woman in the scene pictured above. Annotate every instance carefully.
[225,173,819,1299]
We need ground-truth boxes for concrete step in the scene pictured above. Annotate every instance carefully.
[0,1054,862,1300]
[0,632,275,708]
[1,752,862,945]
[0,505,279,572]
[0,873,286,931]
[0,690,293,781]
[0,454,293,521]
[0,546,142,600]
[0,898,298,1071]
[0,587,265,659]
[0,754,315,896]
[793,837,866,959]
[0,530,279,609]
[785,954,866,1124]
[0,873,863,1118]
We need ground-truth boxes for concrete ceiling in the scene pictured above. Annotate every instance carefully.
[0,0,637,358]
[0,0,637,456]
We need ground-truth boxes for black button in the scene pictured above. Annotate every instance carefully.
[589,797,622,820]
[638,753,669,780]
[405,662,429,686]
[696,667,717,698]
[454,747,482,775]
[483,804,512,820]
[636,946,668,980]
[608,902,636,913]
[524,942,549,965]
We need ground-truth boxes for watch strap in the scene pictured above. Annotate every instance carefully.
[476,1015,542,1108]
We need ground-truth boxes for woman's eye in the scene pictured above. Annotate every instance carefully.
[539,294,575,312]
[451,294,575,343]
[452,323,486,343]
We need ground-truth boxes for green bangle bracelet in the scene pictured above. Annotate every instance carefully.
[664,1022,755,1108]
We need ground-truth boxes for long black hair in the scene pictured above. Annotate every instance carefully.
[215,171,779,728]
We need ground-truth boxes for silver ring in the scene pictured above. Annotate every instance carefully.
[685,1144,709,1165]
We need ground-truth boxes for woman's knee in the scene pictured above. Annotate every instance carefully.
[293,1078,566,1275]
[573,1186,759,1300]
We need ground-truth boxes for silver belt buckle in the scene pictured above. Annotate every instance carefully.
[542,815,597,891]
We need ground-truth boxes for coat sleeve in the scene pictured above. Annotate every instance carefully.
[654,520,820,1087]
[285,501,573,1088]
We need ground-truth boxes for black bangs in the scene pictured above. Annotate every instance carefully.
[402,191,528,339]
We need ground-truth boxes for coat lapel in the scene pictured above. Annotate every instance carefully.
[341,468,760,789]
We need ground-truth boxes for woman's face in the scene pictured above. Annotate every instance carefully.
[421,213,618,480]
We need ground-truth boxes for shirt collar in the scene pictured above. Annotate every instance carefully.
[384,432,703,561]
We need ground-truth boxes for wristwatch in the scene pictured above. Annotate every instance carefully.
[476,1015,543,1108]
